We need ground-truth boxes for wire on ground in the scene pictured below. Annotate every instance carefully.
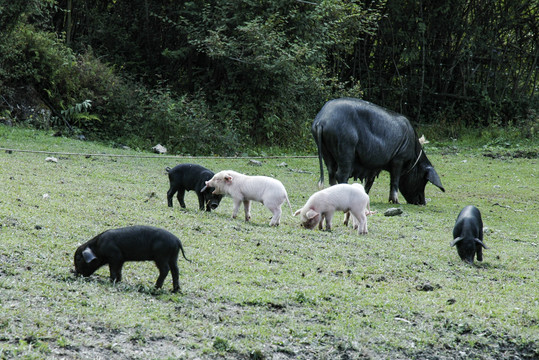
[0,147,316,160]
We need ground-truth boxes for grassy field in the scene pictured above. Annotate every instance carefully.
[0,126,537,359]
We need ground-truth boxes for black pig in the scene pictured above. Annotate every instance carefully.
[74,225,190,292]
[166,163,222,211]
[451,205,488,264]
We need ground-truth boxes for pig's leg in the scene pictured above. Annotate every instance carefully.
[196,192,205,211]
[232,199,242,219]
[476,246,483,262]
[177,188,186,208]
[154,260,170,290]
[350,213,359,229]
[351,209,367,234]
[167,187,176,207]
[168,258,180,292]
[109,262,124,283]
[343,211,350,226]
[318,214,325,230]
[243,200,251,221]
[324,212,334,231]
[269,205,282,226]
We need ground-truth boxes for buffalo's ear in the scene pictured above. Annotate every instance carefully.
[426,167,445,192]
[293,209,302,216]
[82,247,97,263]
[475,238,488,249]
[450,237,462,247]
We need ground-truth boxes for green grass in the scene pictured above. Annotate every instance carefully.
[0,125,537,359]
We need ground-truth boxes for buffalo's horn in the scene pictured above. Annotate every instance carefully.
[450,237,462,247]
[426,167,445,192]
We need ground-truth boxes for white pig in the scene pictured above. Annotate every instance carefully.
[294,183,370,234]
[343,183,375,229]
[201,170,291,226]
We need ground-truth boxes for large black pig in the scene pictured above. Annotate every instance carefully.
[451,205,488,264]
[166,163,222,211]
[74,225,190,292]
[312,98,445,205]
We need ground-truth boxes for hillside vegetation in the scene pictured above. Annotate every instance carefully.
[1,0,537,154]
[0,126,537,359]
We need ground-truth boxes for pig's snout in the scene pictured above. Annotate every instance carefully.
[206,200,219,210]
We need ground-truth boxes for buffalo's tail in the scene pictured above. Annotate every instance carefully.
[315,124,325,188]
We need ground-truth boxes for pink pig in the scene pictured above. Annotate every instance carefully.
[201,170,291,226]
[294,183,370,234]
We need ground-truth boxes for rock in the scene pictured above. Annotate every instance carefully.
[416,283,441,292]
[277,162,288,167]
[384,208,403,216]
[248,159,263,166]
[152,144,167,154]
[45,157,58,163]
[416,283,434,291]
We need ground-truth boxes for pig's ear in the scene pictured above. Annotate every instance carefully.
[293,209,302,216]
[450,237,462,247]
[224,174,233,183]
[306,209,319,220]
[475,238,488,249]
[82,247,97,263]
[200,180,209,192]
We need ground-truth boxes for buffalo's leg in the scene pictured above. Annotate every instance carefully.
[388,163,403,204]
[335,160,352,184]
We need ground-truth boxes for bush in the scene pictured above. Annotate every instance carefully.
[0,24,241,155]
[127,87,242,155]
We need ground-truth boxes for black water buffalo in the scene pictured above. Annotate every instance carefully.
[312,98,445,205]
[451,205,488,264]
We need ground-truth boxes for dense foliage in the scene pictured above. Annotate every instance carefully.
[0,0,537,154]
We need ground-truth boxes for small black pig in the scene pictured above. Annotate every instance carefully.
[166,163,223,211]
[74,225,190,292]
[451,205,488,264]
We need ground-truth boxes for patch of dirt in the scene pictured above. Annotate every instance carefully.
[483,150,538,159]
[407,338,538,360]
